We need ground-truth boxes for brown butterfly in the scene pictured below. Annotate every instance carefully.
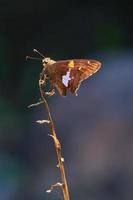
[27,49,101,96]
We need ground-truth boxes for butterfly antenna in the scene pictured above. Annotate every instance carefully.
[33,49,45,58]
[26,56,42,61]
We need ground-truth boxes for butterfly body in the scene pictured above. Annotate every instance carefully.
[43,59,101,96]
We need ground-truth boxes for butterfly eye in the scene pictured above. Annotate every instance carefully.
[44,58,51,63]
[42,59,46,64]
[43,58,56,65]
[42,58,50,64]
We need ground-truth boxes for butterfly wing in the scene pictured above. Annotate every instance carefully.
[55,79,67,96]
[46,59,101,96]
[77,60,101,80]
[46,61,70,96]
[68,59,101,95]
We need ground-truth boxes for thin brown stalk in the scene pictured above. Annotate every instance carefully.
[38,76,70,200]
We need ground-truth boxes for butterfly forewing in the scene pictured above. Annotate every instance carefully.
[74,59,101,80]
[45,59,101,96]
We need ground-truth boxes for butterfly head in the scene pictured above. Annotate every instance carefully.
[42,57,56,66]
[26,49,56,67]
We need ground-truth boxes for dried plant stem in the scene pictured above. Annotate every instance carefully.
[39,77,70,200]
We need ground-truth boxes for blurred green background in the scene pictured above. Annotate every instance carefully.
[0,1,133,200]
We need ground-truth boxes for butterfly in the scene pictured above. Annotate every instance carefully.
[27,49,101,97]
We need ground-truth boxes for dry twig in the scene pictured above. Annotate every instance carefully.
[29,69,70,200]
[38,73,70,200]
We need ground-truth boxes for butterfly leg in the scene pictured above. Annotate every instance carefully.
[45,89,55,96]
[39,68,50,97]
[45,80,55,96]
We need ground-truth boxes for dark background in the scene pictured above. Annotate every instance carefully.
[0,1,133,200]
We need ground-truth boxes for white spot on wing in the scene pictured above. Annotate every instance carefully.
[62,71,71,87]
